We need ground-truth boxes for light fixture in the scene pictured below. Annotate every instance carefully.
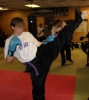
[30,20,33,23]
[0,7,3,10]
[25,4,40,8]
[0,6,8,10]
[2,8,8,10]
[55,0,65,2]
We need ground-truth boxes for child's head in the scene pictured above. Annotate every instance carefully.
[10,17,25,27]
[10,17,25,36]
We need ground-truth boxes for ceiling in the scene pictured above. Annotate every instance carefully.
[0,0,89,11]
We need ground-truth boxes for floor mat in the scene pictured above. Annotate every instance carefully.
[0,70,76,100]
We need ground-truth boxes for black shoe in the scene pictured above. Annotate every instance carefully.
[87,97,89,100]
[70,60,73,63]
[61,61,66,66]
[61,62,65,66]
[67,59,73,63]
[75,7,82,23]
[86,63,89,66]
[64,60,66,63]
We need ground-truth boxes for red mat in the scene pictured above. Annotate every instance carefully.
[0,70,76,100]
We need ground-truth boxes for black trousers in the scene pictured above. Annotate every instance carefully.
[66,44,71,60]
[60,44,71,63]
[60,44,71,62]
[60,46,66,63]
[25,9,82,100]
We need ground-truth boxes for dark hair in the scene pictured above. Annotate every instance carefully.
[66,20,74,25]
[10,17,25,27]
[39,23,42,27]
[53,20,62,26]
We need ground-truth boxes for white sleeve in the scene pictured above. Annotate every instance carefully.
[29,32,41,46]
[37,28,40,34]
[4,39,9,59]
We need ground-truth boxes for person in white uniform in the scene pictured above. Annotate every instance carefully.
[4,8,88,100]
[37,23,45,42]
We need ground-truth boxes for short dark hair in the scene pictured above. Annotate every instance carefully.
[66,20,74,25]
[39,23,42,27]
[10,17,25,27]
[53,20,62,26]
